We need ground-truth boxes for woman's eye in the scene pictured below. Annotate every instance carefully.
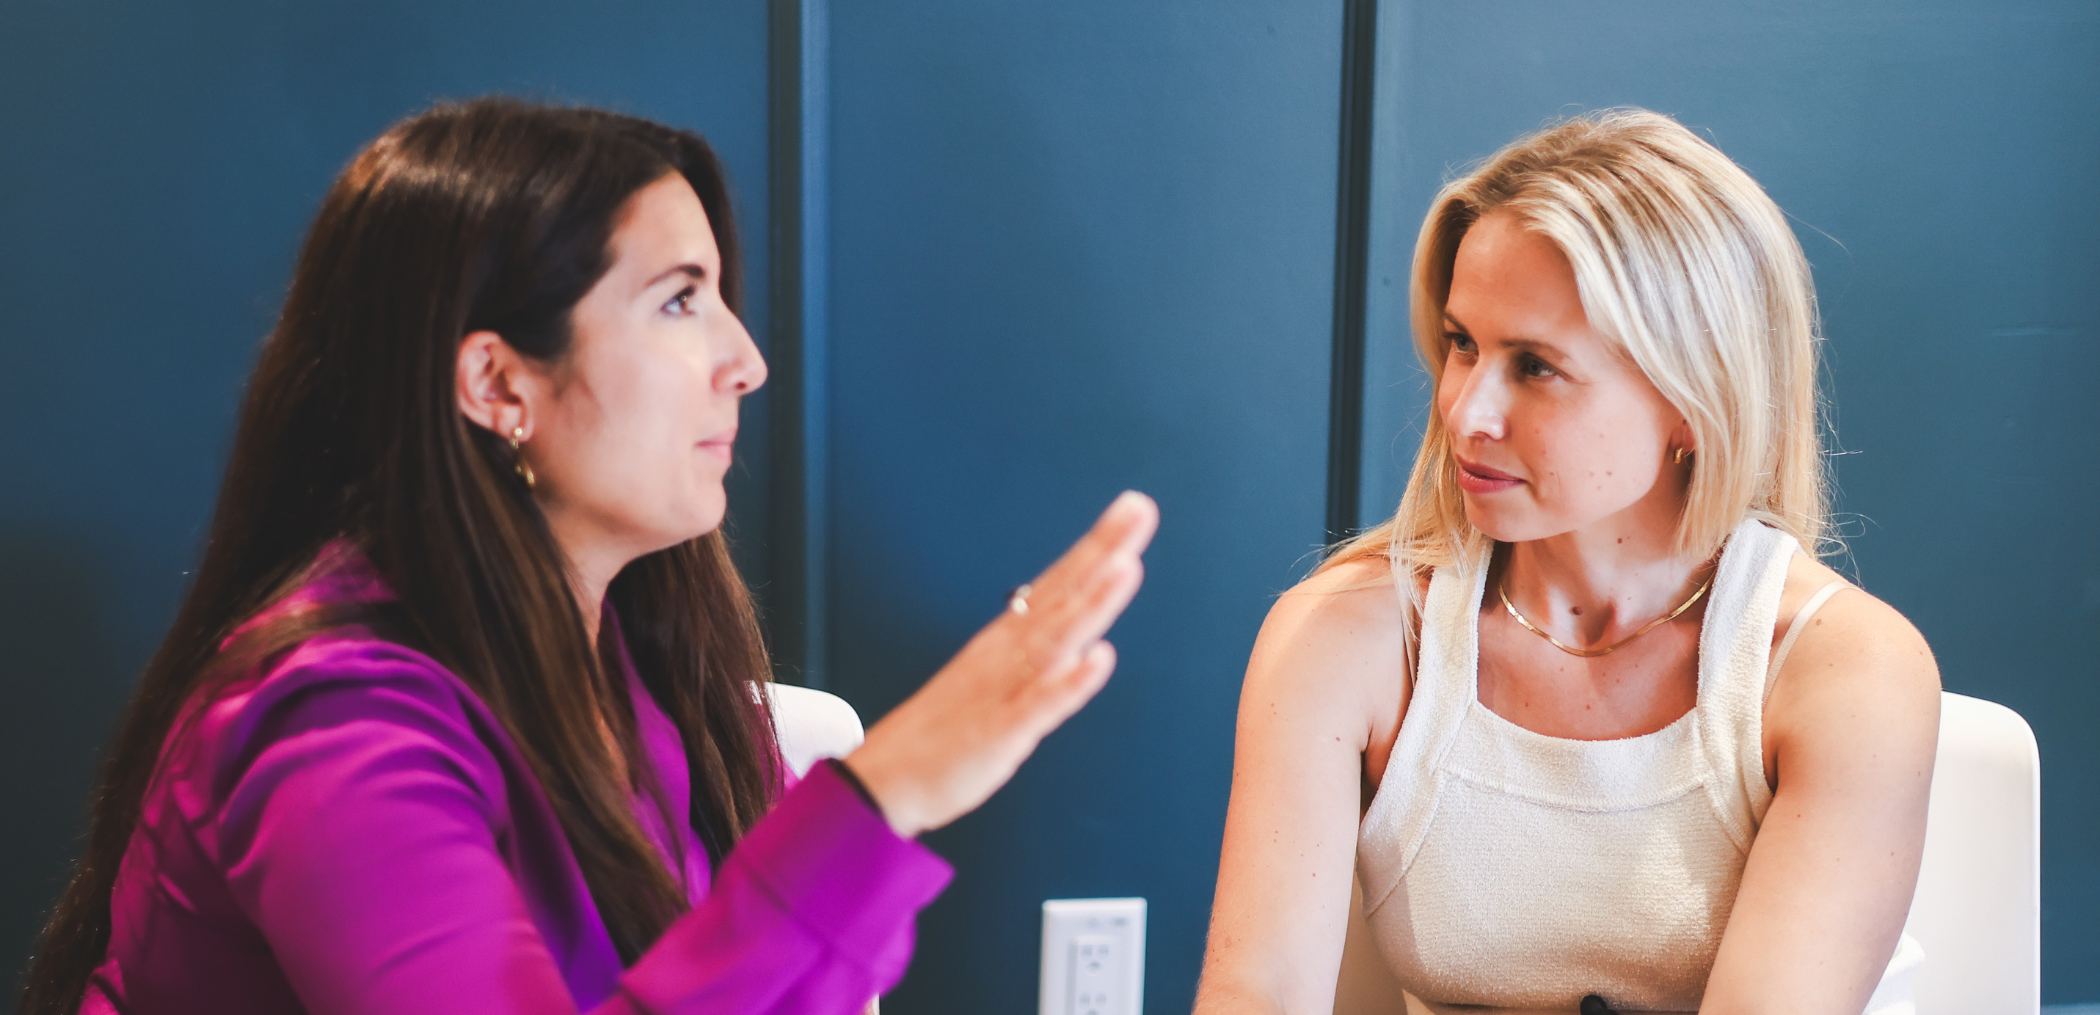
[1447,332,1476,354]
[663,285,698,316]
[1519,354,1558,378]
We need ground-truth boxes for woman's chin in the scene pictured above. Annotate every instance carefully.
[639,503,728,555]
[671,485,729,541]
[679,507,728,546]
[1462,502,1553,545]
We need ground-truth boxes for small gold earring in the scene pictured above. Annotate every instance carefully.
[1674,446,1692,465]
[509,426,536,488]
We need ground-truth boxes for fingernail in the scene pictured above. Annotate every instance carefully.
[1112,490,1153,516]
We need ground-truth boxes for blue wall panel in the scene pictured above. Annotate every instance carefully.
[822,3,1344,1010]
[0,0,772,982]
[1353,1,2100,1001]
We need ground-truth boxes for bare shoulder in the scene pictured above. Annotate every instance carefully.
[1241,555,1412,747]
[1767,552,1941,749]
[1776,553,1939,689]
[1256,556,1408,675]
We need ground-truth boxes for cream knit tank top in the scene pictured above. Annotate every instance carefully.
[1354,519,1922,1014]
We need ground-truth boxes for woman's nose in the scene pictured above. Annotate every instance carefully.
[720,318,768,395]
[1446,365,1508,441]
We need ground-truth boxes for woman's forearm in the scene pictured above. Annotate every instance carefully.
[1191,979,1289,1015]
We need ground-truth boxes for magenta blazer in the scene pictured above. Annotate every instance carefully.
[85,548,952,1014]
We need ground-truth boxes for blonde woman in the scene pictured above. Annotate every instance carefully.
[1195,110,1939,1015]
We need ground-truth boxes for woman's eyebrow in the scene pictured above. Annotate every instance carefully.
[1502,336,1570,359]
[644,263,708,288]
[1446,311,1571,359]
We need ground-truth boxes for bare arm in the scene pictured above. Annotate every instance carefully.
[1195,561,1409,1015]
[1701,577,1940,1015]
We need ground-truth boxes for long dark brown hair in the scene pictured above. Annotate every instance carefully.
[19,98,779,1013]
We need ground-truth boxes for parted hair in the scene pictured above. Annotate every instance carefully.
[1323,108,1830,671]
[20,98,779,1014]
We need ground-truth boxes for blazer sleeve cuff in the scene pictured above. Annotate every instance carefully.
[618,760,953,1012]
[737,759,954,955]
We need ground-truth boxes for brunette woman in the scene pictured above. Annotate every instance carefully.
[19,98,1158,1015]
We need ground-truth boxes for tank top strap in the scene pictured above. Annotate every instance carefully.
[1764,580,1856,704]
[1692,519,1799,849]
[1356,540,1493,911]
[1411,541,1496,755]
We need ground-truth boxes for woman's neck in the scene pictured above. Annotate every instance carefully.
[549,530,629,650]
[568,569,609,648]
[541,506,653,651]
[1500,517,1714,647]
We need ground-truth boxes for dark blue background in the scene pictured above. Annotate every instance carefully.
[822,4,1340,1009]
[3,0,2094,1009]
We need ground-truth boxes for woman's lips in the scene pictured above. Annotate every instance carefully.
[698,428,737,462]
[1454,455,1522,494]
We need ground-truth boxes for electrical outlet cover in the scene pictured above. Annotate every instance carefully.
[1040,898,1146,1015]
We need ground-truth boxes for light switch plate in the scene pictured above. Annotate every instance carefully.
[1040,897,1146,1015]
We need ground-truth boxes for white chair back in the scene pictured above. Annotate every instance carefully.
[1333,691,2042,1015]
[1907,692,2041,1015]
[763,681,868,779]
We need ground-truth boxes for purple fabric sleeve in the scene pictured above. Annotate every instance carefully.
[210,641,952,1015]
[616,762,950,1013]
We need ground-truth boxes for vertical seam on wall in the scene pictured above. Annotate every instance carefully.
[1355,0,1413,529]
[1327,0,1379,545]
[767,0,829,689]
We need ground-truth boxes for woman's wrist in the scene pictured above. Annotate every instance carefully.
[825,758,882,813]
[835,753,930,839]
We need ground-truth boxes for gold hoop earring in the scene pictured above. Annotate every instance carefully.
[1674,446,1692,465]
[509,426,536,488]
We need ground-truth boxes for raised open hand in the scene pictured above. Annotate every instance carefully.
[842,491,1159,837]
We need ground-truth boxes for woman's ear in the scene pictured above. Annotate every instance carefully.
[456,330,531,438]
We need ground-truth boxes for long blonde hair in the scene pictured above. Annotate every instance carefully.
[1324,108,1829,671]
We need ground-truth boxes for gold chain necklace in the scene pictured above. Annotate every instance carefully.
[1497,574,1712,658]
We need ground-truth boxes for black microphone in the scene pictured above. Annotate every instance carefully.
[1579,995,1619,1015]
